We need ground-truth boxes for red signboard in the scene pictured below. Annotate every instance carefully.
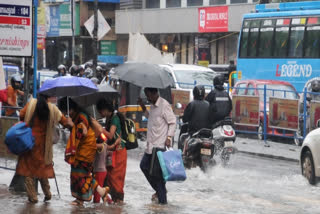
[198,6,228,33]
[37,38,45,50]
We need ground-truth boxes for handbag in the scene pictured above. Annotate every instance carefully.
[149,147,165,178]
[5,122,35,155]
[106,151,116,168]
[157,148,187,182]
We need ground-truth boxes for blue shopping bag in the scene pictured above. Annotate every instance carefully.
[157,149,187,182]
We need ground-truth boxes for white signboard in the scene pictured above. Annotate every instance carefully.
[84,10,111,41]
[0,0,33,56]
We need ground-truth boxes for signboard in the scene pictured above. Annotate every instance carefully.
[269,97,299,131]
[198,6,228,33]
[59,3,72,36]
[37,4,46,37]
[44,0,69,2]
[0,0,33,56]
[0,117,19,160]
[37,38,45,50]
[232,95,260,126]
[171,89,190,116]
[0,57,5,90]
[198,60,209,67]
[46,5,60,37]
[98,55,124,64]
[84,9,111,41]
[310,101,320,131]
[100,40,116,55]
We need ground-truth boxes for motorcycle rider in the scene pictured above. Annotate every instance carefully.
[5,75,24,117]
[179,85,210,150]
[54,64,67,78]
[205,74,232,127]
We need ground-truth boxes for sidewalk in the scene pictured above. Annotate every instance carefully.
[235,137,300,162]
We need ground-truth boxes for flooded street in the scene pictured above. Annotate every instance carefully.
[0,141,320,214]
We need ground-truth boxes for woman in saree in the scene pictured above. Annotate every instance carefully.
[96,98,127,205]
[16,94,73,203]
[58,97,109,205]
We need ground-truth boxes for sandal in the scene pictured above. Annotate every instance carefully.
[70,199,84,206]
[101,186,110,203]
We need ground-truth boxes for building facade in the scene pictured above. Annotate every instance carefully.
[116,0,257,65]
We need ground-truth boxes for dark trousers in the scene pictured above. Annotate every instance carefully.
[140,153,167,204]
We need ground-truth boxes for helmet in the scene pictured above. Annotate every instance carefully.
[214,75,224,87]
[57,64,66,71]
[11,74,22,89]
[193,85,205,100]
[311,80,320,92]
[96,65,102,72]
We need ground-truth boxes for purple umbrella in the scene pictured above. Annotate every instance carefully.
[39,76,98,116]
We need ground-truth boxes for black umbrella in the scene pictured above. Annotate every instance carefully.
[72,83,119,107]
[113,62,174,89]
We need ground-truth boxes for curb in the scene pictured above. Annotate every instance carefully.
[237,150,299,163]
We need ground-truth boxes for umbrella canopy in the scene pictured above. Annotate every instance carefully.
[113,62,174,89]
[72,83,119,107]
[38,76,98,97]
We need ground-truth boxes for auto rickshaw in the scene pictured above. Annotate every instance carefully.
[110,78,172,138]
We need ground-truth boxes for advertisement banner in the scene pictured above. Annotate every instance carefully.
[269,97,299,131]
[198,6,228,33]
[100,40,116,55]
[171,89,190,116]
[0,0,33,56]
[37,38,45,50]
[46,5,60,37]
[232,95,260,126]
[59,3,72,36]
[310,101,320,131]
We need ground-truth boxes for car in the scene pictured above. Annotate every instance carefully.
[300,126,320,185]
[160,64,218,115]
[232,79,299,140]
[208,64,233,82]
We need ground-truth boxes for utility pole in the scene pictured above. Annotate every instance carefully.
[71,0,75,65]
[92,0,98,77]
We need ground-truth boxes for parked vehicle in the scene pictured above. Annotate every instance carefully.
[160,64,218,115]
[208,64,235,82]
[180,118,236,171]
[300,124,320,185]
[232,79,299,140]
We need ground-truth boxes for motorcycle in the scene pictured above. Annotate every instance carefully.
[179,118,236,171]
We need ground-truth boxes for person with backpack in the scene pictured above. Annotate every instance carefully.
[15,94,73,203]
[96,98,127,205]
[205,74,232,127]
[5,75,24,117]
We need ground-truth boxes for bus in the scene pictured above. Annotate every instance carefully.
[236,1,320,92]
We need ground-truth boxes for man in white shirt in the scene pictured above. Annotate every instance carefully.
[138,87,176,204]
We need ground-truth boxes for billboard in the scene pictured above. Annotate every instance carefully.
[269,97,299,131]
[46,5,60,37]
[198,6,228,33]
[232,95,260,126]
[0,0,33,56]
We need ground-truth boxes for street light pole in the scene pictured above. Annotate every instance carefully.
[33,0,38,98]
[71,0,75,65]
[92,0,98,76]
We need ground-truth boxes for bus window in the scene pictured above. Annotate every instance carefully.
[248,27,259,57]
[274,27,289,57]
[259,27,274,57]
[240,28,249,57]
[305,25,320,58]
[288,26,305,57]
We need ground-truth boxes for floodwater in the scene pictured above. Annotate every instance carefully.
[0,141,320,214]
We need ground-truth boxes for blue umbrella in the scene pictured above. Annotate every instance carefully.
[39,76,98,116]
[39,76,98,97]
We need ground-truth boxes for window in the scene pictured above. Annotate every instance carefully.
[166,0,181,7]
[258,19,275,57]
[187,0,203,6]
[304,17,320,58]
[274,27,289,57]
[239,28,249,57]
[209,0,226,5]
[247,84,255,96]
[146,0,160,8]
[236,83,247,95]
[288,26,305,57]
[231,0,247,3]
[248,28,259,57]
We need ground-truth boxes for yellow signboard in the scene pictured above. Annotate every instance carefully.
[269,97,299,131]
[171,89,190,116]
[198,60,209,67]
[310,101,320,131]
[232,95,260,126]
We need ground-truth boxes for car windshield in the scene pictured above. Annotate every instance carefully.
[173,70,215,89]
[257,84,298,101]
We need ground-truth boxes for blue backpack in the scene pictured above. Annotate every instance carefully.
[5,122,35,155]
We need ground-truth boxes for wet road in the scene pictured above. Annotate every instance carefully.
[0,142,320,214]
